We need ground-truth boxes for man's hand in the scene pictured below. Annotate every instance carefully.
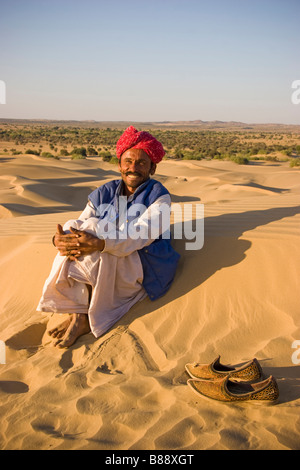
[53,224,104,260]
[53,224,81,260]
[70,227,104,258]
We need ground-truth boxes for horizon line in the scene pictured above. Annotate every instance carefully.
[0,117,300,128]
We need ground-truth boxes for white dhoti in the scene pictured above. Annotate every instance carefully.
[37,194,171,338]
[37,215,146,338]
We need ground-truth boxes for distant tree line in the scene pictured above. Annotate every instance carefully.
[1,125,299,165]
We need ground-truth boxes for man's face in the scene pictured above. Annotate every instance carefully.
[119,148,156,194]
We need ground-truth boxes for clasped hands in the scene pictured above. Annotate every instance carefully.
[53,224,104,260]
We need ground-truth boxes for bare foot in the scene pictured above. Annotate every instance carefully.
[48,317,72,340]
[50,314,91,348]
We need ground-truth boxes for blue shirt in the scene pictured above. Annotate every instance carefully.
[88,178,180,300]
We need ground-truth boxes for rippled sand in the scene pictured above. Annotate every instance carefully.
[0,154,299,449]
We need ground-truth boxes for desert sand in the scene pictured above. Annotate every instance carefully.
[0,153,299,450]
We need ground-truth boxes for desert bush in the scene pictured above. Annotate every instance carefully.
[290,158,300,167]
[265,156,278,162]
[182,153,203,160]
[25,149,40,155]
[99,151,112,161]
[71,147,87,157]
[213,153,226,160]
[87,147,98,155]
[71,154,86,160]
[230,155,249,165]
[41,152,59,160]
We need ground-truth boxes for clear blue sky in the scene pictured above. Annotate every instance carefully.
[0,0,299,124]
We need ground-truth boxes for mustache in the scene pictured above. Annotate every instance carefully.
[125,172,142,177]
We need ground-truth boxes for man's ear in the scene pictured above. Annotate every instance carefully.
[150,163,156,175]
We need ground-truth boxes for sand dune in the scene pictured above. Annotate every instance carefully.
[0,154,299,450]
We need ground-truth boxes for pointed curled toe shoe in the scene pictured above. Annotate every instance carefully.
[185,356,262,382]
[187,375,279,405]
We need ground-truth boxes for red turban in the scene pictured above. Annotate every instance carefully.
[116,126,165,164]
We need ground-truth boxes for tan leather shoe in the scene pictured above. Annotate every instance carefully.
[185,356,262,382]
[187,375,279,405]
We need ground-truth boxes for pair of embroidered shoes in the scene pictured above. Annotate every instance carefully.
[185,356,279,405]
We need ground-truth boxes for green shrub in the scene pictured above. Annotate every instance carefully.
[41,151,59,160]
[99,151,112,162]
[213,154,226,160]
[25,149,40,155]
[290,158,300,167]
[87,147,98,155]
[175,149,184,159]
[230,155,249,165]
[71,147,87,157]
[71,154,86,160]
[182,151,203,160]
[265,156,278,162]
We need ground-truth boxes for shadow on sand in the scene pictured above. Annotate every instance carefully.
[259,360,300,405]
[35,204,300,402]
[135,204,300,308]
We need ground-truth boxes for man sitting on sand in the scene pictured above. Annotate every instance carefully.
[37,126,180,348]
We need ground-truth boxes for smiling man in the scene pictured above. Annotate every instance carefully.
[120,148,155,194]
[37,126,180,348]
